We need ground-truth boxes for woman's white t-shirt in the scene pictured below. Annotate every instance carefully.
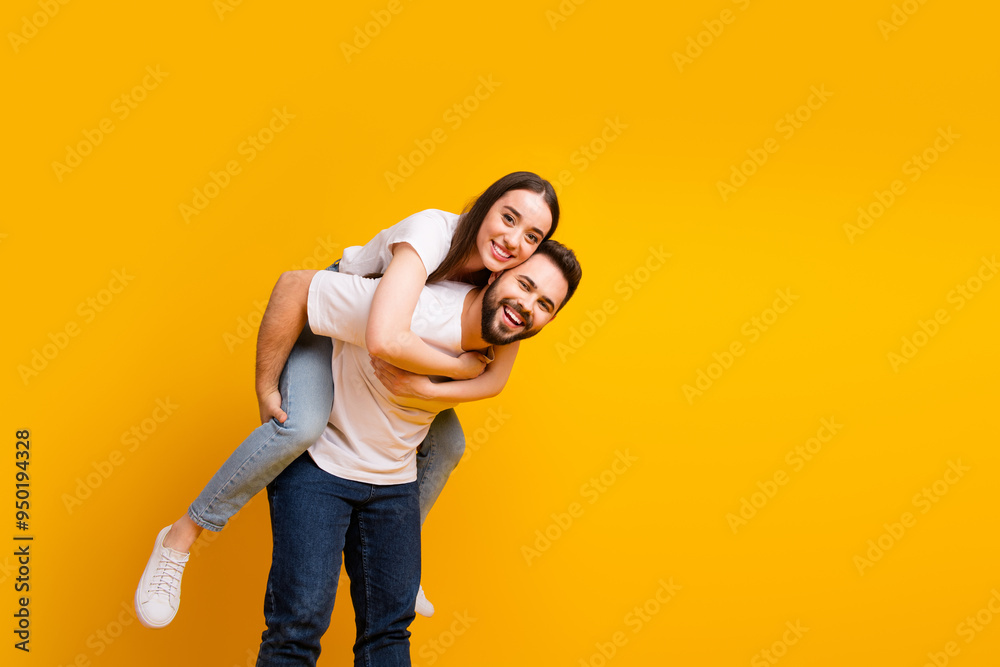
[338,209,461,277]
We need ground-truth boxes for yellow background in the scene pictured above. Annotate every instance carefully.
[4,0,999,665]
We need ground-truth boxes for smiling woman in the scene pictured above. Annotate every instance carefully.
[475,190,552,270]
[427,172,560,283]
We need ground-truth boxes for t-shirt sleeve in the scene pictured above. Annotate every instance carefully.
[307,271,378,347]
[339,209,458,278]
[380,209,455,275]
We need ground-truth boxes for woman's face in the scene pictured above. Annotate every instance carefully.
[474,189,554,273]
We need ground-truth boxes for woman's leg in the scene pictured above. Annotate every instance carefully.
[187,326,334,533]
[137,326,334,628]
[415,408,466,526]
[139,263,341,628]
[167,262,342,551]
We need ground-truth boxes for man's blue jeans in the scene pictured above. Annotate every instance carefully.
[256,453,420,667]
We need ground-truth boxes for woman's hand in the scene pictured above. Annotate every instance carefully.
[452,350,491,380]
[369,355,437,400]
[257,387,289,425]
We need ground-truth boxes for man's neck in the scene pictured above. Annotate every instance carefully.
[460,287,489,352]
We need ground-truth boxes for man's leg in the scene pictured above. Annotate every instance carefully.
[256,453,357,667]
[343,480,421,666]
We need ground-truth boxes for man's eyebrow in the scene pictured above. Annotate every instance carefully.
[504,205,546,237]
[518,273,556,310]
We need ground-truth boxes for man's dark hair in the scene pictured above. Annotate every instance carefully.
[532,239,581,312]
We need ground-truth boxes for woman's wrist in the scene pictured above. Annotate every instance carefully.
[423,377,444,401]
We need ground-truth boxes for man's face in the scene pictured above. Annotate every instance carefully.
[480,254,569,345]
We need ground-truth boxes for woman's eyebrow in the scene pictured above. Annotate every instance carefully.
[505,205,545,235]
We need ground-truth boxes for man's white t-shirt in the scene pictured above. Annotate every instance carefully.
[339,209,460,277]
[306,270,474,485]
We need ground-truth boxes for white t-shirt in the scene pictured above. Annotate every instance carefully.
[306,270,474,484]
[339,209,460,277]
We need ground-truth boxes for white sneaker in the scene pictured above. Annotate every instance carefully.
[135,526,190,628]
[415,584,435,617]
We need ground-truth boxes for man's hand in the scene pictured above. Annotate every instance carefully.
[369,356,437,400]
[257,388,289,425]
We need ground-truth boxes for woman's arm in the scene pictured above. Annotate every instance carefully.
[365,242,487,380]
[370,341,520,403]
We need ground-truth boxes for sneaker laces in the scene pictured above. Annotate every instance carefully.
[148,549,188,599]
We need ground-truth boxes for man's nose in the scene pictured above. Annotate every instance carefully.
[518,299,533,320]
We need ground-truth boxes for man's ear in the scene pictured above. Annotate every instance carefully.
[487,270,502,285]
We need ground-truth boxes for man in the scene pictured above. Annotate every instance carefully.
[256,241,581,666]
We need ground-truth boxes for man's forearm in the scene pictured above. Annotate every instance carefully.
[255,270,318,396]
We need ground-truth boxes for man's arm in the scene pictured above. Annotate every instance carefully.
[255,270,318,423]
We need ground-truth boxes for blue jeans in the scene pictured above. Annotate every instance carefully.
[256,453,420,667]
[188,265,466,531]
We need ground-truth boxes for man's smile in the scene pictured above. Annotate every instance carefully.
[501,302,529,329]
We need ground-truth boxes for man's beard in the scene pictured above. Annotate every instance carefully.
[480,280,540,346]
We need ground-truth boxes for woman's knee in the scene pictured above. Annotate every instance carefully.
[273,407,328,448]
[277,331,334,443]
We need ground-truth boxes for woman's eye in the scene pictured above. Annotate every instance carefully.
[527,233,539,244]
[503,214,514,224]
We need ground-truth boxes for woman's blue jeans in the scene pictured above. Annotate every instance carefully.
[188,265,466,531]
[255,453,419,667]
